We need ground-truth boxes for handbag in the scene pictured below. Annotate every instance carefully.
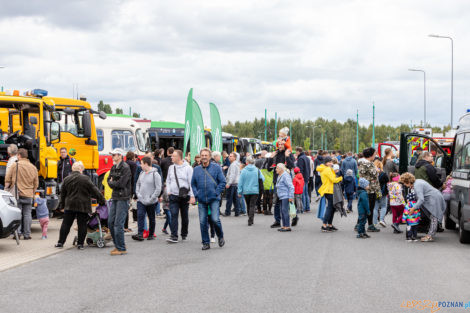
[317,196,326,220]
[174,166,189,199]
[289,201,297,218]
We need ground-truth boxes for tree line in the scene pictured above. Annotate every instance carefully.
[222,117,451,153]
[97,100,141,118]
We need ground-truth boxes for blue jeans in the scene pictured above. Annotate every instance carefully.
[225,185,239,216]
[198,201,224,244]
[137,202,156,236]
[346,192,354,211]
[373,196,387,225]
[238,195,246,214]
[322,194,334,225]
[108,200,128,251]
[155,202,161,215]
[302,183,310,211]
[280,198,290,227]
[163,208,171,230]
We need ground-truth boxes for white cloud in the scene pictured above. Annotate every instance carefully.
[0,0,468,128]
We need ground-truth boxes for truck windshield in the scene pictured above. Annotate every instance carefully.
[57,110,86,137]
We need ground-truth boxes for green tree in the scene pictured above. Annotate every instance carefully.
[132,112,140,118]
[303,137,310,151]
[115,108,123,114]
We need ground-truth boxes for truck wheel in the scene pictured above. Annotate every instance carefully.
[459,215,470,244]
[445,213,456,230]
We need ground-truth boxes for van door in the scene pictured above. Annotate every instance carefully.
[449,132,467,219]
[399,133,451,182]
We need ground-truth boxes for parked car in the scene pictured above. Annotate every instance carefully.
[0,190,21,238]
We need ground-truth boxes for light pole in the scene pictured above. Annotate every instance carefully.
[429,34,453,128]
[307,125,319,150]
[408,68,426,126]
[0,66,5,92]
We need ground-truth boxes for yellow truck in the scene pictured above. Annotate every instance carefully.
[0,89,62,210]
[43,96,106,186]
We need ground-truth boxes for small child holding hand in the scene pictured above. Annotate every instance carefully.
[35,195,49,239]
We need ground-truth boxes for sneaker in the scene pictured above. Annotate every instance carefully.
[166,237,178,243]
[181,236,187,241]
[77,244,84,250]
[210,237,216,243]
[379,221,387,228]
[412,237,419,242]
[143,230,149,239]
[241,213,247,216]
[161,229,169,235]
[406,238,412,242]
[391,223,398,231]
[291,216,298,227]
[357,234,366,239]
[367,225,380,232]
[111,250,127,256]
[328,226,338,232]
[42,236,47,240]
[147,236,155,241]
[132,234,144,241]
[218,237,225,247]
[363,233,371,238]
[270,222,281,228]
[23,236,32,240]
[202,243,210,250]
[321,226,330,232]
[55,243,64,249]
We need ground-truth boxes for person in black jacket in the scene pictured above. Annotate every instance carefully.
[295,147,311,212]
[414,152,442,189]
[125,151,138,231]
[160,147,175,182]
[266,142,295,228]
[57,147,75,185]
[107,149,132,256]
[55,161,105,250]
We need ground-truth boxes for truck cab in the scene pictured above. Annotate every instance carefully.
[0,90,62,210]
[377,141,399,158]
[44,97,106,185]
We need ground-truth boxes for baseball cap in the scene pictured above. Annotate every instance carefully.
[110,148,125,156]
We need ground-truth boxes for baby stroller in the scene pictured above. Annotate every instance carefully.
[73,205,108,248]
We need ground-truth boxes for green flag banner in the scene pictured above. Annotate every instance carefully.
[209,102,222,162]
[190,99,205,164]
[183,89,193,158]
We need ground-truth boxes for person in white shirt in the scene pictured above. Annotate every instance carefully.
[5,144,18,177]
[165,150,195,243]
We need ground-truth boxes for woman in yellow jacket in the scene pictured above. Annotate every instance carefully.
[317,157,342,232]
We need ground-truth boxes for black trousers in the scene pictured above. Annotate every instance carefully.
[256,190,263,211]
[245,194,258,223]
[169,195,189,238]
[58,210,88,245]
[367,193,376,226]
[308,177,314,199]
[263,190,273,212]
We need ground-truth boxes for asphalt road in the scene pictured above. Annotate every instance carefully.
[1,200,470,313]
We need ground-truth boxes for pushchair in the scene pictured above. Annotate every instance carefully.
[73,205,109,248]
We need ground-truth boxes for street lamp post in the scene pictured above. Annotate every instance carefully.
[429,34,453,128]
[0,66,5,92]
[408,68,427,126]
[307,125,318,150]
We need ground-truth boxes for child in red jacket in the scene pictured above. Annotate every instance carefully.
[293,167,305,213]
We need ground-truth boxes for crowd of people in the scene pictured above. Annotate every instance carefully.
[5,127,451,254]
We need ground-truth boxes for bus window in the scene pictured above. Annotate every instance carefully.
[135,128,147,152]
[112,130,136,152]
[97,129,104,151]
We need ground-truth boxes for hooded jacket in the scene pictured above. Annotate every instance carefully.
[314,155,324,177]
[414,159,442,189]
[238,164,265,195]
[226,160,241,186]
[343,175,356,195]
[340,156,358,177]
[357,187,370,215]
[293,172,304,195]
[296,152,311,182]
[191,162,226,204]
[317,164,343,196]
[136,167,162,205]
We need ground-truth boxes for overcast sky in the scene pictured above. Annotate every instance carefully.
[0,0,468,127]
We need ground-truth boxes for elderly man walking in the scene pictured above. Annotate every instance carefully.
[224,152,240,216]
[191,148,226,250]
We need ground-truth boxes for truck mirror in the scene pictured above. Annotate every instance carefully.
[99,111,107,120]
[83,112,92,138]
[50,122,60,143]
[51,112,61,122]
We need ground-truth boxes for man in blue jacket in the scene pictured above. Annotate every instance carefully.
[340,152,358,178]
[191,148,226,251]
[295,147,311,212]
